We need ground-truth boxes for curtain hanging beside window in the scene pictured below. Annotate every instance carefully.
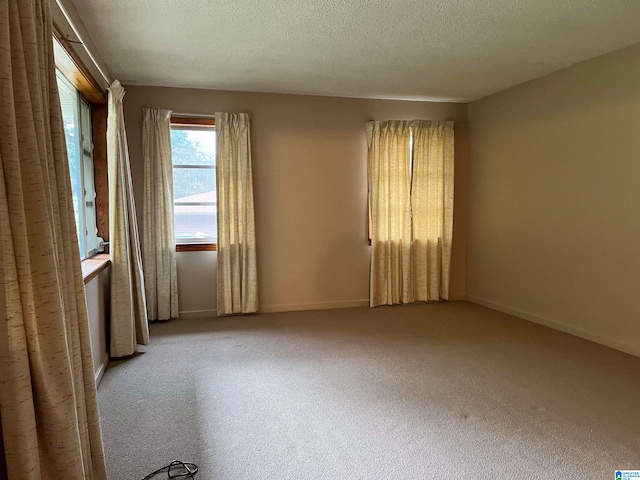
[411,121,455,301]
[366,120,454,307]
[0,0,107,477]
[142,108,179,321]
[108,80,149,356]
[366,121,414,306]
[215,112,259,315]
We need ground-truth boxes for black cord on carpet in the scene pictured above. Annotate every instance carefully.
[142,460,198,479]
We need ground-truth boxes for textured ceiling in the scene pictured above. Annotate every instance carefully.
[71,0,640,102]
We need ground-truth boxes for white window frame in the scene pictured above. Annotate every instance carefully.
[170,120,217,248]
[56,70,99,260]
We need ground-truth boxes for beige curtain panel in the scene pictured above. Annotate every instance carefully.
[0,1,107,478]
[215,112,259,315]
[411,121,455,301]
[108,80,150,356]
[366,120,454,307]
[366,121,414,306]
[142,108,179,321]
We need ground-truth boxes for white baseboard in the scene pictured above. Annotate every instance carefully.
[179,309,217,319]
[465,295,640,358]
[260,299,370,314]
[95,353,109,386]
[178,301,369,318]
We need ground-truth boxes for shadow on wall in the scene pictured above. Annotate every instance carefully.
[312,234,370,309]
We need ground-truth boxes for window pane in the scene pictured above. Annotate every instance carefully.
[79,96,92,154]
[174,207,217,243]
[79,98,98,256]
[173,167,216,200]
[170,128,215,166]
[83,149,98,255]
[173,168,216,242]
[57,72,85,258]
[171,125,217,243]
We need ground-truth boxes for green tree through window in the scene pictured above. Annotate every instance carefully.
[171,129,216,199]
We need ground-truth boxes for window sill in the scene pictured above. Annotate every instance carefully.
[82,253,110,284]
[176,243,217,252]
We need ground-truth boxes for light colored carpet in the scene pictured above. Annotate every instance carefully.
[98,302,640,479]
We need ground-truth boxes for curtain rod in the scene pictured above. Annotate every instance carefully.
[56,0,111,87]
[172,112,216,119]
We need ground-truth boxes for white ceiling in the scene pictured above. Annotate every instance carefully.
[71,0,640,102]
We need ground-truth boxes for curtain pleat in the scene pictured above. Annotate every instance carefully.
[366,121,413,306]
[107,80,149,357]
[411,121,455,301]
[0,0,107,477]
[216,112,258,315]
[142,108,179,321]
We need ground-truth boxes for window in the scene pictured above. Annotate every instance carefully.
[56,70,98,259]
[170,118,217,248]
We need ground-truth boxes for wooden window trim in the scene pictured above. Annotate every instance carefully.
[170,116,215,127]
[92,104,108,244]
[53,23,106,105]
[53,23,109,248]
[81,254,110,284]
[176,243,217,252]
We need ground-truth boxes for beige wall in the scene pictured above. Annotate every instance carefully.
[122,86,468,314]
[174,251,217,317]
[467,42,640,355]
[85,267,110,383]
